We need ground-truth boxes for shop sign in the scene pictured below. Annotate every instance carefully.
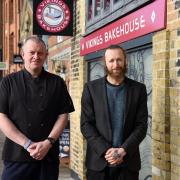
[59,129,70,158]
[33,0,73,36]
[80,0,166,56]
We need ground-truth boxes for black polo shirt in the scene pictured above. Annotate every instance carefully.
[0,68,74,162]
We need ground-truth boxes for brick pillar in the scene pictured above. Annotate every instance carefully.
[168,0,180,178]
[152,30,171,179]
[169,28,180,179]
[152,0,180,179]
[70,0,86,179]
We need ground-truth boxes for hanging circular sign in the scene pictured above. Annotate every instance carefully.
[36,0,71,33]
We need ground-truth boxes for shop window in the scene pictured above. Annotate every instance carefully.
[95,0,101,16]
[86,0,151,34]
[87,0,93,21]
[88,58,104,81]
[126,47,152,180]
[86,0,128,30]
[104,0,110,12]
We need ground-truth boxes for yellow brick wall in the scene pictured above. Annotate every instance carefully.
[70,0,86,179]
[152,0,180,179]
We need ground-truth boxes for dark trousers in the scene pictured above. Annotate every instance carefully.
[1,161,59,180]
[87,166,139,180]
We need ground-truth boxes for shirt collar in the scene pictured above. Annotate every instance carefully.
[22,68,46,80]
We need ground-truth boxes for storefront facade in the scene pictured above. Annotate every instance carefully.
[70,0,180,179]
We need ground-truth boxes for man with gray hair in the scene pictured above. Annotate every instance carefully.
[0,36,74,180]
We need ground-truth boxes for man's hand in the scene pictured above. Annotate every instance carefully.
[105,147,126,166]
[27,140,52,160]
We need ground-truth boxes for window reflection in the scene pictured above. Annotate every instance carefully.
[95,0,101,16]
[104,0,110,11]
[88,0,93,20]
[88,60,104,81]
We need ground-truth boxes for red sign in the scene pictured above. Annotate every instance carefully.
[80,0,166,56]
[36,0,71,33]
[33,0,73,36]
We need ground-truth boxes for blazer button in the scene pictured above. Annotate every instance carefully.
[40,123,44,127]
[27,108,32,111]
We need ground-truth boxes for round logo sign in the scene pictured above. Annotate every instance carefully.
[36,0,71,33]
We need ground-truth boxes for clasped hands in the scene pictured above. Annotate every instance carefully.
[105,147,126,166]
[27,140,51,160]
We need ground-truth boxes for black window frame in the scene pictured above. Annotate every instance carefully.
[85,0,154,35]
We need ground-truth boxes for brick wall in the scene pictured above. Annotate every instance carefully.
[152,0,180,179]
[169,0,180,179]
[70,0,86,179]
[48,37,71,58]
[152,30,171,179]
[2,0,22,75]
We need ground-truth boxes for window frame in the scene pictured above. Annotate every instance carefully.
[85,0,154,35]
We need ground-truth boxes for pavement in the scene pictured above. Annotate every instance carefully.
[59,157,75,180]
[59,166,74,180]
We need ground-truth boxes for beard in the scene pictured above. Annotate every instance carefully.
[105,65,127,78]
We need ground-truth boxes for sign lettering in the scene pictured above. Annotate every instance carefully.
[80,0,166,56]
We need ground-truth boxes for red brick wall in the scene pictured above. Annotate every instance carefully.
[2,0,21,75]
[0,0,2,50]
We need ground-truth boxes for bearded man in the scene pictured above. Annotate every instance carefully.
[80,45,148,180]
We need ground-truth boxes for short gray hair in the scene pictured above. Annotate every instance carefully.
[22,36,47,50]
